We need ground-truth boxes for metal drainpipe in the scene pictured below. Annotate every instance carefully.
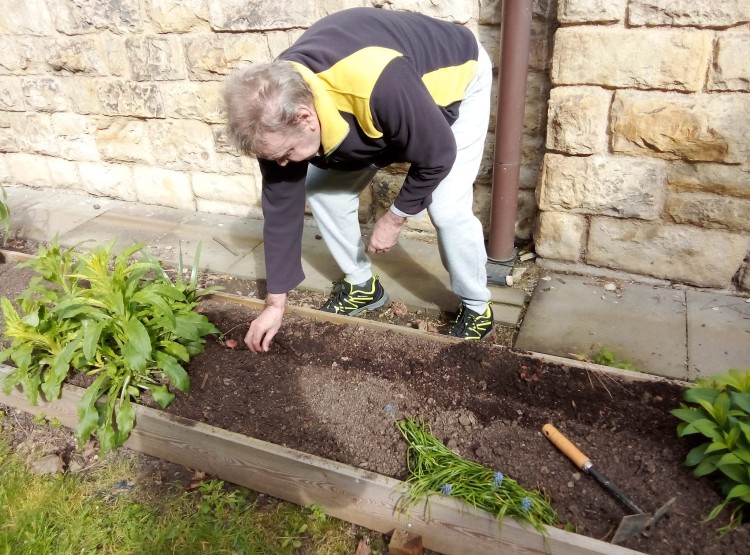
[486,0,534,280]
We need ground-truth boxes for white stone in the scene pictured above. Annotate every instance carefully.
[133,166,195,210]
[4,153,51,187]
[666,192,750,232]
[191,171,261,206]
[46,157,81,189]
[184,34,272,81]
[63,77,101,115]
[668,162,750,200]
[208,0,316,31]
[0,1,55,36]
[558,0,627,23]
[0,77,25,111]
[552,27,712,92]
[50,113,100,162]
[708,31,750,91]
[612,91,750,164]
[534,211,586,262]
[195,198,263,220]
[49,0,142,35]
[546,86,611,155]
[149,119,216,171]
[96,118,155,164]
[79,162,136,201]
[162,82,226,124]
[587,218,750,288]
[371,0,472,23]
[538,154,667,220]
[126,36,188,81]
[148,0,209,33]
[629,0,750,27]
[45,37,108,76]
[22,78,68,112]
[98,80,165,118]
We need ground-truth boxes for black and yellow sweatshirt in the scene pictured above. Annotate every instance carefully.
[259,7,480,293]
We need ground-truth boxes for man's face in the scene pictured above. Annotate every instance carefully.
[256,106,321,166]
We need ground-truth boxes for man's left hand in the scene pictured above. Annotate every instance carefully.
[368,210,406,254]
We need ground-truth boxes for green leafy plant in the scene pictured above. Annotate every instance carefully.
[0,185,9,242]
[576,347,639,372]
[672,368,750,532]
[196,479,246,515]
[0,239,221,455]
[396,418,558,533]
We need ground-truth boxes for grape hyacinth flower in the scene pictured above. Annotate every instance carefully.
[384,404,396,417]
[440,484,454,496]
[521,497,533,512]
[493,471,504,488]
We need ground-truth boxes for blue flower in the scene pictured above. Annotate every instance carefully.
[440,484,453,496]
[384,404,396,417]
[493,471,504,488]
[521,497,533,512]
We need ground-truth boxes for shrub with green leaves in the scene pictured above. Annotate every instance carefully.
[672,368,750,531]
[0,240,220,455]
[396,418,559,532]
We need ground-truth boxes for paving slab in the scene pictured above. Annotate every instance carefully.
[687,290,750,379]
[515,273,688,379]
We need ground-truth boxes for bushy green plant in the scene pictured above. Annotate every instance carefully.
[396,418,558,532]
[672,368,750,531]
[0,185,9,242]
[0,239,221,455]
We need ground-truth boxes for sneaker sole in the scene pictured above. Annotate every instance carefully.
[348,291,390,316]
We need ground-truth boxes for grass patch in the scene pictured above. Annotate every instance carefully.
[0,424,383,555]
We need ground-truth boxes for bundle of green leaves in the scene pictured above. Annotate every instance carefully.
[396,417,559,533]
[0,240,221,455]
[672,368,750,532]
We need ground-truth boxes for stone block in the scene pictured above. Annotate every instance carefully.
[612,91,750,164]
[126,36,188,81]
[558,0,627,23]
[708,31,750,91]
[78,162,136,201]
[133,166,195,210]
[480,19,555,73]
[184,34,272,81]
[534,211,586,261]
[741,263,750,293]
[0,1,55,36]
[22,77,68,112]
[666,192,750,232]
[45,37,108,76]
[0,77,25,111]
[371,0,471,23]
[50,113,100,162]
[480,0,557,24]
[587,218,750,288]
[162,82,225,124]
[546,86,611,155]
[96,118,155,164]
[98,80,165,118]
[195,198,263,219]
[149,120,216,171]
[629,0,750,27]
[0,37,35,75]
[148,0,210,33]
[4,153,51,187]
[46,158,81,189]
[668,162,750,200]
[208,0,316,31]
[49,0,142,35]
[538,153,667,219]
[191,171,261,206]
[6,113,52,154]
[516,188,539,241]
[552,27,711,91]
[63,77,101,114]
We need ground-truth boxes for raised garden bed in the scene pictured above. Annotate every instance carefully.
[1,252,749,554]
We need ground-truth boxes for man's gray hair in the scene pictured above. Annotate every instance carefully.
[224,61,314,157]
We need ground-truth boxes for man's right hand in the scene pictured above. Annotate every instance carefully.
[244,293,287,352]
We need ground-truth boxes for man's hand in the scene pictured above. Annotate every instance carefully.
[368,210,406,254]
[244,293,286,352]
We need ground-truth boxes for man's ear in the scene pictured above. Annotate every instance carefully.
[296,106,317,129]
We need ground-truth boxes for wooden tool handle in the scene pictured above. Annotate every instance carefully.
[542,423,590,470]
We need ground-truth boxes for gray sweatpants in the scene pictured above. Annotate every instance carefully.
[306,44,492,313]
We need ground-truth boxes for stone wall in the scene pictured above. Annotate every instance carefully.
[0,0,747,290]
[537,0,750,289]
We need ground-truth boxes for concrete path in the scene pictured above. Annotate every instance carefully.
[3,186,748,382]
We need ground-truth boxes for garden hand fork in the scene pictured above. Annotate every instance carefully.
[542,423,676,544]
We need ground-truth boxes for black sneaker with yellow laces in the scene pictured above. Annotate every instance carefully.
[320,275,389,316]
[447,303,494,340]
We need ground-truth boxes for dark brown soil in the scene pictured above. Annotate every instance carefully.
[2,250,750,555]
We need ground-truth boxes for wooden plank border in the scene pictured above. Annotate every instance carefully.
[0,364,641,555]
